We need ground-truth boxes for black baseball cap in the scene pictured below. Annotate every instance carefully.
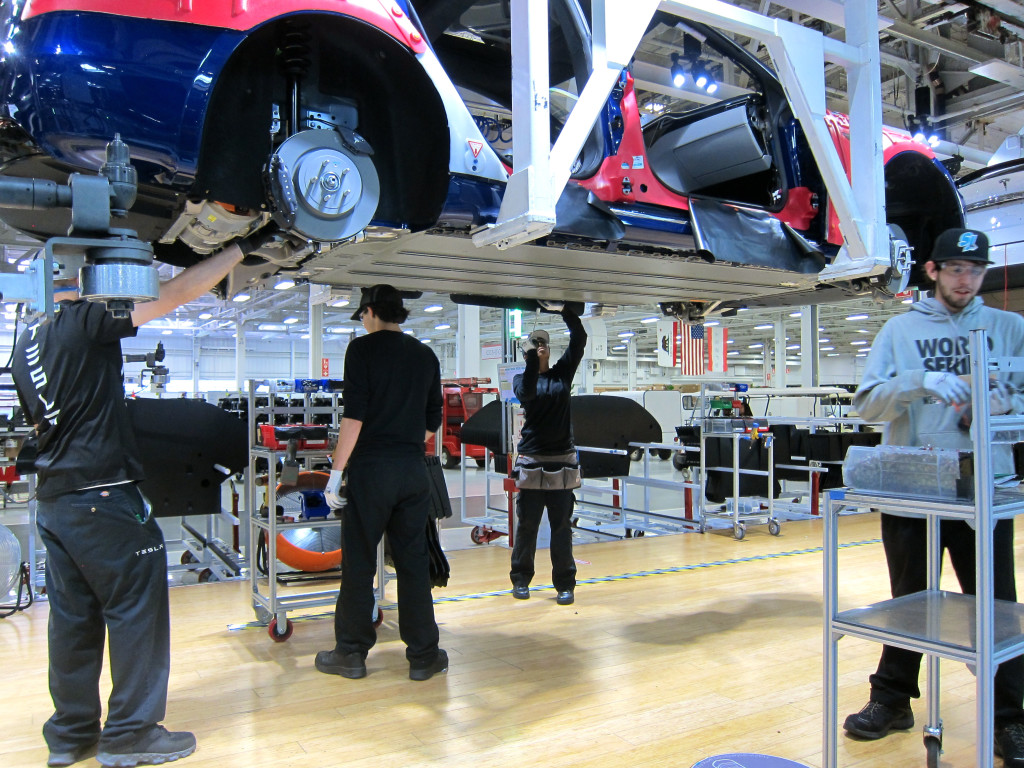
[929,228,993,265]
[351,284,404,321]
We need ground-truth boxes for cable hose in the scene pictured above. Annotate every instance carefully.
[0,562,33,618]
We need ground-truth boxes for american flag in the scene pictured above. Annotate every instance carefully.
[679,323,706,376]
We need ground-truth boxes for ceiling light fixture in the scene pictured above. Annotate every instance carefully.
[198,312,213,320]
[845,314,869,321]
[640,317,659,324]
[330,298,350,308]
[670,52,686,88]
[434,323,450,330]
[274,278,295,290]
[232,292,250,303]
[424,305,443,313]
[283,317,299,324]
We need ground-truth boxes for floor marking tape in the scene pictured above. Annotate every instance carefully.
[228,538,881,631]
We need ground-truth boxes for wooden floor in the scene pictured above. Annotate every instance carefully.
[2,513,1018,768]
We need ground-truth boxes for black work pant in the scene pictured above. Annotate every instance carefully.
[510,488,577,592]
[35,485,170,753]
[334,456,439,664]
[869,514,1024,726]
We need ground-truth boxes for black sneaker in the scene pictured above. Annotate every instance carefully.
[96,726,195,767]
[843,701,914,739]
[409,649,449,681]
[315,649,367,679]
[47,742,98,767]
[996,722,1024,766]
[556,590,574,605]
[511,585,530,600]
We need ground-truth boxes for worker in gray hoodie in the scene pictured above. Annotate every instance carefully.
[843,228,1024,766]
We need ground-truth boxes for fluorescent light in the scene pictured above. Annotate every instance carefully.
[257,323,287,332]
[754,323,773,330]
[818,338,830,343]
[619,331,634,338]
[902,299,913,304]
[786,344,800,350]
[749,343,763,349]
[300,333,310,340]
[274,278,295,290]
[198,312,213,320]
[161,329,173,335]
[434,324,450,330]
[424,305,443,313]
[851,340,868,346]
[856,329,870,334]
[640,317,659,324]
[826,353,840,357]
[727,351,739,356]
[726,339,734,344]
[819,346,834,351]
[846,314,869,321]
[855,353,867,357]
[421,338,432,344]
[330,298,350,308]
[611,345,626,351]
[404,330,415,335]
[328,327,355,334]
[789,311,802,317]
[283,317,299,324]
[703,320,720,327]
[232,292,250,303]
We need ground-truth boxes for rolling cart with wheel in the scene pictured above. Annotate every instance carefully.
[244,380,392,641]
[699,428,778,539]
[823,330,1024,767]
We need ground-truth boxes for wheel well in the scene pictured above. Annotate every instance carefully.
[884,150,965,288]
[193,14,450,230]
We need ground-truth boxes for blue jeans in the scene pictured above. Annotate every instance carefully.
[36,484,170,751]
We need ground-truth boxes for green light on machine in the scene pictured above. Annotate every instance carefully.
[509,309,522,338]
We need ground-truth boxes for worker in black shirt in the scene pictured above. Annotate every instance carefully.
[316,284,447,681]
[12,243,248,768]
[510,307,587,605]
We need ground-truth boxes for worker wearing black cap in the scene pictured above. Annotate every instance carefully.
[315,284,447,682]
[510,306,587,605]
[844,228,1024,765]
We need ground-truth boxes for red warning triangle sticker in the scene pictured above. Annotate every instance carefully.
[468,140,483,158]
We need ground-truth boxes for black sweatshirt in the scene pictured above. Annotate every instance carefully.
[343,329,443,461]
[513,310,587,455]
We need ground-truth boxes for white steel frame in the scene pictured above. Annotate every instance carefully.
[473,0,889,283]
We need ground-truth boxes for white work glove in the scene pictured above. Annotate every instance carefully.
[520,337,538,356]
[323,469,345,510]
[990,381,1015,415]
[538,300,565,312]
[922,371,970,405]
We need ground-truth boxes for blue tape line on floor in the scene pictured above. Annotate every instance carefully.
[228,538,881,630]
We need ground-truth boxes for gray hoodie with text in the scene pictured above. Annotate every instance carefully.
[853,296,1024,474]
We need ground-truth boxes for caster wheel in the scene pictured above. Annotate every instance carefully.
[733,523,745,540]
[924,735,941,768]
[628,448,642,462]
[768,520,781,536]
[470,526,486,545]
[253,604,272,625]
[698,522,707,534]
[180,551,198,565]
[633,529,645,538]
[268,617,293,642]
[373,607,384,628]
[672,452,686,471]
[198,568,213,583]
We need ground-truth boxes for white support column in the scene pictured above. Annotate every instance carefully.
[191,333,200,396]
[800,305,820,387]
[234,321,246,392]
[308,298,324,377]
[774,318,787,389]
[456,304,481,378]
[627,338,638,391]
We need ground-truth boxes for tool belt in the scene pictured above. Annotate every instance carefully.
[513,451,581,490]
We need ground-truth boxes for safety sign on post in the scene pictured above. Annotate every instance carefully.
[321,358,329,376]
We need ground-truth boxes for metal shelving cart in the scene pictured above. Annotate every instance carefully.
[823,329,1024,767]
[244,379,391,642]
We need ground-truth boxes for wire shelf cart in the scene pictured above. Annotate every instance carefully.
[244,379,391,642]
[823,329,1024,768]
